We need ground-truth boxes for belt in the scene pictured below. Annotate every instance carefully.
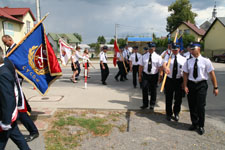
[188,80,206,84]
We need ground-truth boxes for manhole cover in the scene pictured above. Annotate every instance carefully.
[41,97,49,100]
[28,95,64,102]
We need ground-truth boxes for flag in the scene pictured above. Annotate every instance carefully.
[7,23,62,95]
[176,35,184,52]
[113,40,120,67]
[59,39,72,66]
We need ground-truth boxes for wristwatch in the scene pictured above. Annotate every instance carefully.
[214,87,218,90]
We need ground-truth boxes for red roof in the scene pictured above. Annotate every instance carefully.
[183,21,206,36]
[0,7,36,23]
[0,8,23,23]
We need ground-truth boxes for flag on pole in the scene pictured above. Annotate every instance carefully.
[7,23,62,95]
[113,40,120,67]
[59,39,72,66]
[176,35,184,52]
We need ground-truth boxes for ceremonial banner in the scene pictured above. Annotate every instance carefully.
[113,40,120,67]
[176,36,184,52]
[59,39,72,66]
[7,23,62,95]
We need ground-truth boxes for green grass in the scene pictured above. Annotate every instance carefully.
[45,111,122,149]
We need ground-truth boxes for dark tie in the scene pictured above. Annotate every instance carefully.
[148,54,152,73]
[172,55,177,79]
[193,59,198,79]
[189,53,192,59]
[105,54,107,60]
[135,53,138,62]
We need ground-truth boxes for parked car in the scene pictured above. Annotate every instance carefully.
[213,53,225,62]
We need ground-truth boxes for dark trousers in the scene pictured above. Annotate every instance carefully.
[187,80,208,127]
[125,60,130,77]
[115,61,126,80]
[0,122,30,150]
[132,65,139,87]
[165,77,183,117]
[75,61,81,78]
[19,112,38,135]
[100,63,109,83]
[142,73,158,107]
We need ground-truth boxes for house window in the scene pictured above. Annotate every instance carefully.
[4,22,14,36]
[184,29,190,34]
[26,21,31,34]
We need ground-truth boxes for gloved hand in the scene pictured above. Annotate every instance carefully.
[0,121,11,131]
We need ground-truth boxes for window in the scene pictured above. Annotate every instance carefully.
[26,21,31,34]
[184,29,190,34]
[4,22,14,36]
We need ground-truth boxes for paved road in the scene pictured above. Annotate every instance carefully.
[5,61,225,149]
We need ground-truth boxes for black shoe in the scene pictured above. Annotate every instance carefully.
[133,85,136,88]
[188,124,198,131]
[197,127,205,135]
[166,116,171,121]
[149,105,154,110]
[25,133,39,142]
[102,82,107,85]
[124,78,128,80]
[174,114,179,122]
[114,77,119,81]
[140,105,148,109]
[120,79,125,81]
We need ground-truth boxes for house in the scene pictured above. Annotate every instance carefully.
[47,33,80,57]
[127,37,152,53]
[170,21,205,42]
[202,17,225,58]
[0,7,36,52]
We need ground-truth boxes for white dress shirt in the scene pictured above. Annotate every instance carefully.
[129,52,142,66]
[183,55,214,82]
[139,52,162,74]
[100,51,107,63]
[164,54,186,79]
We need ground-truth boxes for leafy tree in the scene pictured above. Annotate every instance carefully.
[166,0,197,32]
[73,33,82,43]
[109,39,115,44]
[97,36,106,44]
[89,43,101,55]
[117,38,127,48]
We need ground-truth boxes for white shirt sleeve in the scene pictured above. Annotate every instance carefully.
[76,51,83,59]
[138,56,143,66]
[206,59,214,73]
[183,60,188,73]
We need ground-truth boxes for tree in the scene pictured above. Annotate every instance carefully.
[89,43,101,55]
[166,0,197,33]
[109,38,115,44]
[73,33,82,43]
[97,36,106,44]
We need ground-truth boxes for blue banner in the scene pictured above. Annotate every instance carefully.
[176,36,184,52]
[8,24,58,95]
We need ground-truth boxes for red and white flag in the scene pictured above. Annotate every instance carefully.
[113,40,120,67]
[59,39,73,66]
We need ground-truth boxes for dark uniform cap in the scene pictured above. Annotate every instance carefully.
[171,43,180,50]
[143,47,148,51]
[132,46,138,49]
[190,42,201,50]
[168,41,173,45]
[102,46,108,50]
[119,45,124,49]
[148,42,156,48]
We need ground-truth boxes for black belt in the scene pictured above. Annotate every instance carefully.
[143,72,158,76]
[188,80,206,84]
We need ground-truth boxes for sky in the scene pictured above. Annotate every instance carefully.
[1,0,225,44]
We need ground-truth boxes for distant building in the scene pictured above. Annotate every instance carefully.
[170,21,205,42]
[0,7,36,52]
[47,33,80,56]
[202,17,225,58]
[127,37,153,53]
[200,1,217,32]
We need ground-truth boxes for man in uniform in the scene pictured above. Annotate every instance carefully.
[123,45,130,80]
[183,42,219,135]
[163,43,186,121]
[2,35,39,142]
[0,52,30,150]
[100,46,109,85]
[138,42,163,110]
[161,41,172,59]
[129,46,141,88]
[115,47,126,81]
[183,42,193,59]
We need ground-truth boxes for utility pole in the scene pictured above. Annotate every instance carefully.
[36,0,41,22]
[115,23,119,40]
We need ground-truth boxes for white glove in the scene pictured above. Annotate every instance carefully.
[0,121,11,131]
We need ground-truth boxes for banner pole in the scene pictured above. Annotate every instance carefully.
[6,13,50,57]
